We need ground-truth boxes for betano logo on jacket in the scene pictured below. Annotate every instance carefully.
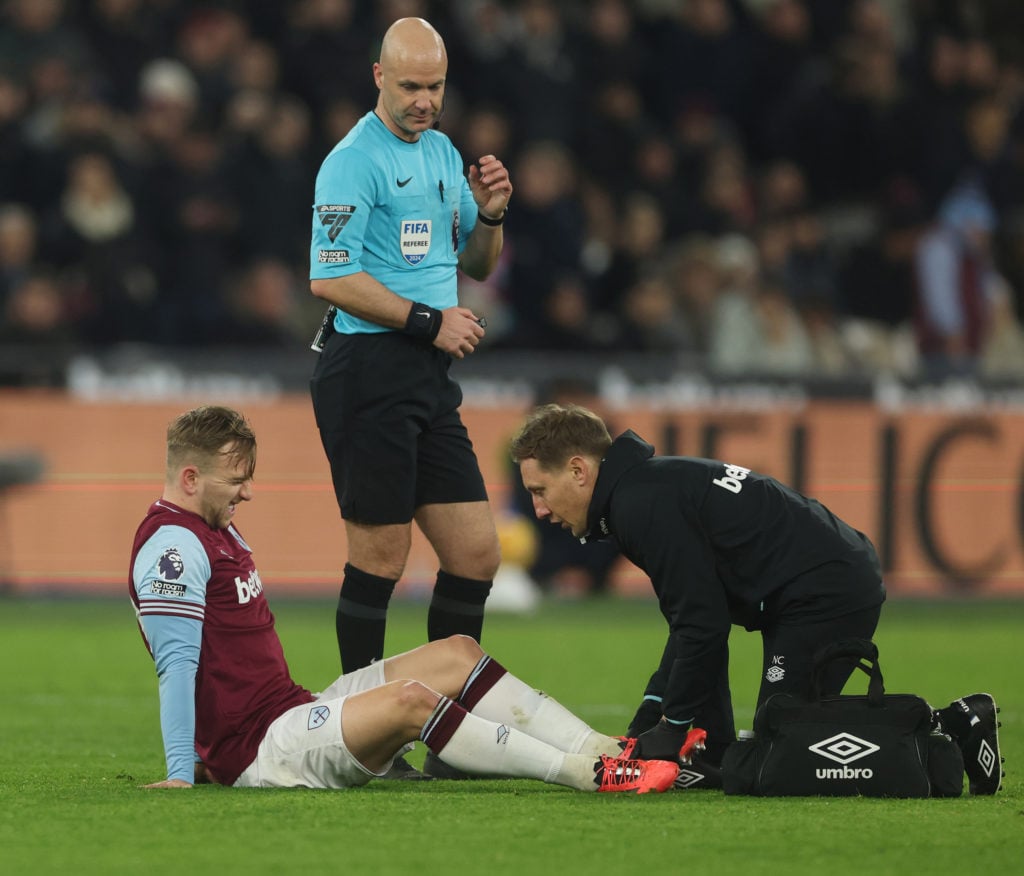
[712,464,751,494]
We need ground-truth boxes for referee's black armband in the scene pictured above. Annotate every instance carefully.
[403,302,443,341]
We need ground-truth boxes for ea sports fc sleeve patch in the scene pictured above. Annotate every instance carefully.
[133,524,211,622]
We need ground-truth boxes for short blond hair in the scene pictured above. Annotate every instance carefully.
[166,406,256,478]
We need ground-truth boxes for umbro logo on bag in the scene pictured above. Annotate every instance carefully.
[808,732,880,764]
[809,732,879,779]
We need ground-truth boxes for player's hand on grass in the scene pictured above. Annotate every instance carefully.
[144,779,193,789]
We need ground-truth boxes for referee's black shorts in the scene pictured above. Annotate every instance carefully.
[309,330,488,525]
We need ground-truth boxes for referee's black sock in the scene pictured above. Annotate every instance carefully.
[336,563,396,673]
[427,571,493,643]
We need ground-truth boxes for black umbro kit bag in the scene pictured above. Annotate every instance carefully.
[722,638,964,797]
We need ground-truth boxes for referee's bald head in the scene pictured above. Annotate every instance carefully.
[379,17,446,68]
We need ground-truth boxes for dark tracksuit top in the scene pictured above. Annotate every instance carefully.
[584,431,886,727]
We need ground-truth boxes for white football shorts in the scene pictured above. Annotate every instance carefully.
[234,661,406,788]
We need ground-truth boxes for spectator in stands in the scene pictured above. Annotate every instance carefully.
[80,0,170,112]
[914,178,1003,379]
[230,95,315,265]
[0,72,34,207]
[979,276,1024,380]
[0,203,38,311]
[837,179,922,376]
[501,140,586,344]
[664,235,723,355]
[616,274,694,354]
[141,117,240,346]
[594,191,667,317]
[0,0,1016,375]
[0,270,74,347]
[281,0,374,117]
[500,0,578,145]
[44,149,157,344]
[710,278,815,376]
[222,258,307,348]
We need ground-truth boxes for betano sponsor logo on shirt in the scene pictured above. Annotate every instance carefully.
[235,569,264,604]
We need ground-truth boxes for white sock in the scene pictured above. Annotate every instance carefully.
[469,672,621,757]
[434,711,599,791]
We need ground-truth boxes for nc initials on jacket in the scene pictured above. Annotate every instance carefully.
[713,464,752,494]
[235,569,264,604]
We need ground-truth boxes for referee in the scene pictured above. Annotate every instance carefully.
[307,15,512,766]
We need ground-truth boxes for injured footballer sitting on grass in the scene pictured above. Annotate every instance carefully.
[128,405,696,793]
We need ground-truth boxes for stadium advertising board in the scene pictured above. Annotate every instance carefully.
[1,393,1021,596]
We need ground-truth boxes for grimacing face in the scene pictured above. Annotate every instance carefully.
[194,448,253,529]
[518,456,595,538]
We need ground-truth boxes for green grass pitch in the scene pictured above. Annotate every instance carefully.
[0,596,1019,875]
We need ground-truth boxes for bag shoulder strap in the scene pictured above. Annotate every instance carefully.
[811,637,885,705]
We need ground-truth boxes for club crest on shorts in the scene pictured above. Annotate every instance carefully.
[400,219,431,265]
[308,705,330,730]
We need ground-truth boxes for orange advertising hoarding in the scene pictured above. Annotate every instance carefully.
[1,391,1022,596]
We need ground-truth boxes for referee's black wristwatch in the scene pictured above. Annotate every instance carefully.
[476,208,506,227]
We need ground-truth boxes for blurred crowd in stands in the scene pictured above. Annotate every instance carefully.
[1,0,1024,382]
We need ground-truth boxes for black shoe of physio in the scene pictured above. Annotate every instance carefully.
[941,693,1004,795]
[672,754,723,790]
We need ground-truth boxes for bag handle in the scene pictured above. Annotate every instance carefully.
[811,638,885,705]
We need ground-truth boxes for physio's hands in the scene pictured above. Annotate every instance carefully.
[629,719,690,762]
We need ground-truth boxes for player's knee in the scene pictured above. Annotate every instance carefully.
[394,680,441,717]
[443,633,485,667]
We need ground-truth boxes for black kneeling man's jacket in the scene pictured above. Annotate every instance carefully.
[583,431,885,727]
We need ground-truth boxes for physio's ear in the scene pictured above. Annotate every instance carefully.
[569,455,596,485]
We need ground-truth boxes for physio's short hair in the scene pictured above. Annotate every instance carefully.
[509,403,612,470]
[166,406,256,478]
